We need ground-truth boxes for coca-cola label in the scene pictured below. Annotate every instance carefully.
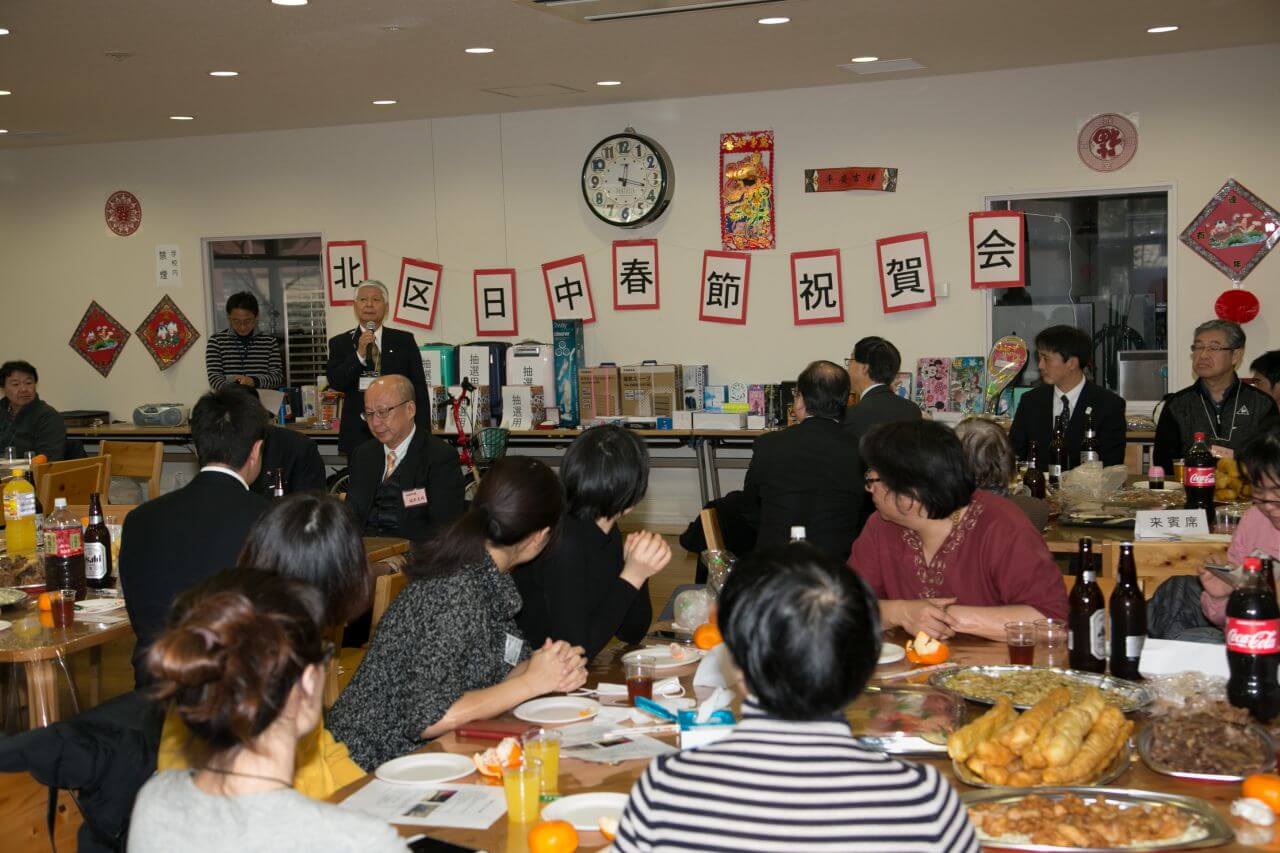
[1185,466,1216,488]
[1227,618,1280,654]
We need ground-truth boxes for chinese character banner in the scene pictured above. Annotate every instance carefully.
[542,255,596,323]
[969,211,1025,289]
[790,249,844,325]
[136,295,200,371]
[326,240,368,306]
[699,250,751,324]
[69,301,131,378]
[612,240,660,310]
[473,269,518,336]
[804,167,898,193]
[392,257,443,331]
[876,232,936,314]
[720,130,775,251]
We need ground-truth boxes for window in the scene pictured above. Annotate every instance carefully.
[204,236,327,387]
[988,190,1169,399]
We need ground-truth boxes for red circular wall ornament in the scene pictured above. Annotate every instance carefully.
[1077,113,1138,172]
[1215,288,1260,324]
[104,190,142,236]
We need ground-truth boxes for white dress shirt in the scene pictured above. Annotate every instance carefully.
[1051,376,1086,425]
[355,325,385,367]
[383,426,416,478]
[199,465,249,490]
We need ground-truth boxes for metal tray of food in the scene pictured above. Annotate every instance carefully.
[845,685,964,755]
[953,739,1133,789]
[1136,721,1277,782]
[962,786,1233,851]
[930,665,1155,713]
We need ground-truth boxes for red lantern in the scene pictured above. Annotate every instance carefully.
[1215,288,1260,324]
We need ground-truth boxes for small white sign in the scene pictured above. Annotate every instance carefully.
[1135,509,1210,540]
[501,385,534,430]
[155,244,182,288]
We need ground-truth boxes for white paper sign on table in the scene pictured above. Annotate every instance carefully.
[339,781,506,829]
[1139,638,1229,680]
[501,386,533,430]
[1135,509,1210,540]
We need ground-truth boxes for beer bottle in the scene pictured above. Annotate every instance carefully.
[1080,406,1101,464]
[1048,413,1068,489]
[1023,442,1047,499]
[83,492,114,591]
[1068,537,1106,673]
[1109,542,1146,680]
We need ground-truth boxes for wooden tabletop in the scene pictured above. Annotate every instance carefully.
[332,633,1273,851]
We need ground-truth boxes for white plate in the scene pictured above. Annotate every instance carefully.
[620,646,706,669]
[513,696,601,724]
[374,753,475,786]
[877,644,906,665]
[540,792,628,832]
[75,598,124,613]
[0,587,28,607]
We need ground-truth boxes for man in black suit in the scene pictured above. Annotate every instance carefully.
[119,388,270,686]
[222,384,329,495]
[345,375,465,545]
[842,336,922,447]
[743,361,863,561]
[326,280,430,456]
[1010,324,1127,468]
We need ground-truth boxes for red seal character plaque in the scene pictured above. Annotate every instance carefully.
[1077,114,1138,173]
[104,190,142,236]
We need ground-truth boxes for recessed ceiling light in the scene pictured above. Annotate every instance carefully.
[382,25,401,32]
[209,70,239,77]
[596,80,622,87]
[0,28,10,36]
[1147,25,1178,33]
[372,99,397,105]
[0,129,8,134]
[465,47,494,54]
[0,90,10,96]
[851,56,879,63]
[757,17,790,25]
[271,0,307,5]
[169,115,195,121]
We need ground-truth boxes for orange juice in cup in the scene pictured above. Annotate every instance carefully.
[502,759,542,823]
[522,729,561,798]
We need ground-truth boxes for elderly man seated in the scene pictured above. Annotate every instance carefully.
[344,375,465,545]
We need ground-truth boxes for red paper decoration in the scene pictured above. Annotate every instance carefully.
[69,301,131,377]
[1215,289,1260,324]
[136,295,201,370]
[104,190,142,236]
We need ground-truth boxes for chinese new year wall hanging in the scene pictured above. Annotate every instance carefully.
[69,301,131,377]
[137,295,201,370]
[104,190,142,236]
[721,130,775,250]
[1180,178,1279,283]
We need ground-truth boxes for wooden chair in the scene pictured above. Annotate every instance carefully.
[33,456,111,509]
[371,570,409,634]
[99,440,163,501]
[1123,441,1147,477]
[1103,541,1228,594]
[327,564,410,706]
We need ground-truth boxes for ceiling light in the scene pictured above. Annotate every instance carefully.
[465,47,494,54]
[596,80,622,87]
[209,70,239,77]
[0,129,8,134]
[0,28,9,36]
[0,91,10,96]
[851,56,879,63]
[757,17,790,25]
[1147,25,1178,33]
[382,25,401,32]
[271,0,307,5]
[169,115,195,121]
[372,99,397,105]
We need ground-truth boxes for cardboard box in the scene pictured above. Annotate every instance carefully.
[727,382,749,405]
[500,385,546,430]
[553,320,585,427]
[621,363,680,418]
[578,366,622,420]
[747,384,766,416]
[747,414,767,430]
[672,410,693,430]
[703,385,728,412]
[692,412,747,429]
[681,364,709,411]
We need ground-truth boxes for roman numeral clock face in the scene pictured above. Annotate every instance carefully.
[581,133,674,227]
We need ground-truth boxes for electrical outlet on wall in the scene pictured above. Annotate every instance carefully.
[938,282,950,298]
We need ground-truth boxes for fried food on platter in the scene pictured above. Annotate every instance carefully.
[967,794,1200,849]
[999,687,1070,753]
[1042,706,1129,785]
[947,697,1015,762]
[1044,687,1106,767]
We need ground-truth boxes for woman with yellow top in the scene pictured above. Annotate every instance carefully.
[157,493,369,798]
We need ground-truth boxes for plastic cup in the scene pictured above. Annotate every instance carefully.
[1034,618,1068,668]
[1005,621,1035,665]
[502,759,542,823]
[522,728,562,798]
[625,654,656,706]
[49,589,76,628]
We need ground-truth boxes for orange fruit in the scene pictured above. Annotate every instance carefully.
[528,820,578,853]
[37,592,52,612]
[1243,773,1280,814]
[31,454,47,465]
[693,622,723,650]
[39,611,55,629]
[598,816,618,841]
[471,736,523,778]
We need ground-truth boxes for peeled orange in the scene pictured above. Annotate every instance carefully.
[693,622,723,650]
[471,736,522,778]
[37,592,52,612]
[1243,773,1280,814]
[598,816,619,841]
[528,820,578,852]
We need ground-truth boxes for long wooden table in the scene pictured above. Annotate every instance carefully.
[332,633,1271,851]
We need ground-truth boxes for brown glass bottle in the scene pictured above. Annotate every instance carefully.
[83,492,114,590]
[1109,542,1146,680]
[1068,537,1106,673]
[1080,407,1101,464]
[1048,413,1068,488]
[1023,441,1047,499]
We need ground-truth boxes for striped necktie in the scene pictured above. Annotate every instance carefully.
[384,450,397,482]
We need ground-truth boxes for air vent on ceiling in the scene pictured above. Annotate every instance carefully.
[2,130,74,141]
[840,58,926,75]
[514,0,788,23]
[483,83,586,98]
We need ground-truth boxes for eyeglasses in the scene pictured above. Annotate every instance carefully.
[1189,344,1238,354]
[360,399,410,422]
[864,475,883,491]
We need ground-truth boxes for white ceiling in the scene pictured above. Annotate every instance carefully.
[0,0,1276,147]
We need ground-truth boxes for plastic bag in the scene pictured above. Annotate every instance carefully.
[673,588,711,630]
[1058,462,1129,512]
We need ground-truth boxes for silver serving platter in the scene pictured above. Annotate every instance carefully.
[962,786,1234,851]
[849,685,964,755]
[929,665,1156,713]
[953,738,1133,789]
[0,587,29,608]
[1136,721,1277,782]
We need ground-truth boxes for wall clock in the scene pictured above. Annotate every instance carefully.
[581,128,674,228]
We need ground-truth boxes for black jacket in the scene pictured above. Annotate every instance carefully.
[1154,377,1279,470]
[325,325,430,455]
[743,416,864,561]
[250,425,328,496]
[1009,380,1128,468]
[345,428,466,545]
[0,396,67,461]
[515,514,651,661]
[842,384,922,448]
[119,470,269,686]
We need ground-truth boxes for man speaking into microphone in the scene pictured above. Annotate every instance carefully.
[326,280,431,456]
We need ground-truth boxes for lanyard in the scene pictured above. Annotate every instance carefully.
[1198,381,1241,442]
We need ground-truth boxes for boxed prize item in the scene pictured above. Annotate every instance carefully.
[506,343,557,421]
[419,343,458,390]
[672,411,694,429]
[579,365,622,420]
[727,382,748,405]
[459,342,509,425]
[621,362,680,418]
[703,385,728,412]
[747,384,766,417]
[500,385,547,430]
[440,385,490,435]
[692,412,747,429]
[682,364,709,411]
[553,320,585,427]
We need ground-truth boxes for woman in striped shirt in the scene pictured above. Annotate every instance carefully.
[614,543,977,853]
[205,291,284,390]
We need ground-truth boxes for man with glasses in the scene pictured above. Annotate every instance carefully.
[1154,320,1278,471]
[345,375,464,545]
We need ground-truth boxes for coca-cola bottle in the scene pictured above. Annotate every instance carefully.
[1109,542,1146,680]
[1068,537,1106,673]
[1226,557,1280,722]
[1183,432,1216,515]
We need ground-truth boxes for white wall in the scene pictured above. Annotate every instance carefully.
[2,45,1276,521]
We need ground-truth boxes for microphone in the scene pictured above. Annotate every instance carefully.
[363,321,376,367]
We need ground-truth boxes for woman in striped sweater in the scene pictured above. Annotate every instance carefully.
[614,542,978,852]
[205,291,284,390]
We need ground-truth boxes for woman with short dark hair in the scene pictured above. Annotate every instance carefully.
[515,425,671,660]
[613,543,977,852]
[204,291,284,390]
[130,570,407,852]
[0,360,66,460]
[330,457,588,770]
[849,420,1066,640]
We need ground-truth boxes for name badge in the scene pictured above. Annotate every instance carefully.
[503,633,523,666]
[358,375,375,391]
[402,488,428,507]
[1210,442,1235,459]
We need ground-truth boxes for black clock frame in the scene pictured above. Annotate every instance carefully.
[580,131,675,228]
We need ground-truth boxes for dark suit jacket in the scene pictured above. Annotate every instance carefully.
[842,384,923,448]
[1009,380,1127,468]
[250,425,328,496]
[119,470,269,686]
[325,326,430,455]
[743,416,863,561]
[345,428,466,545]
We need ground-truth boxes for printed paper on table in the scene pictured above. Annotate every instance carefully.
[542,255,596,324]
[699,250,751,325]
[392,257,443,331]
[720,130,775,251]
[69,301,131,378]
[876,232,936,313]
[790,249,844,325]
[613,239,660,310]
[969,211,1025,289]
[473,269,518,337]
[326,240,368,306]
